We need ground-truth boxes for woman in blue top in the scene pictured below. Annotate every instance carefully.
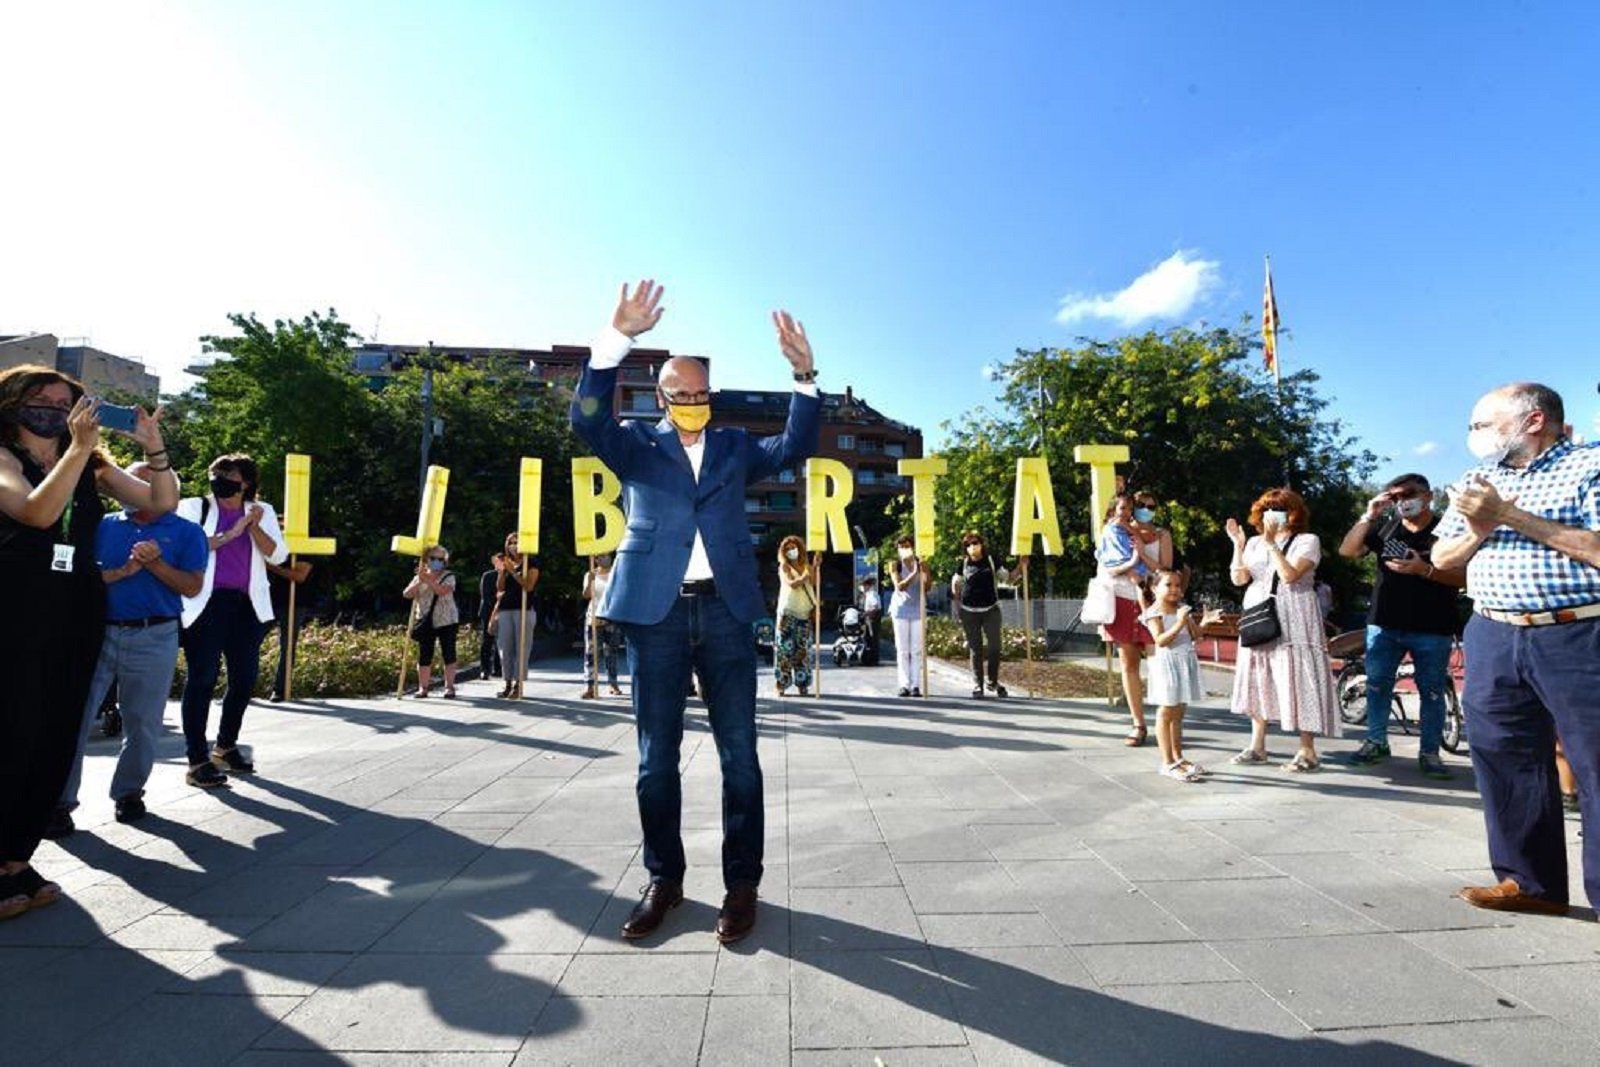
[1096,494,1154,745]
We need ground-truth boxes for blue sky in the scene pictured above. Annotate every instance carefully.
[4,0,1596,493]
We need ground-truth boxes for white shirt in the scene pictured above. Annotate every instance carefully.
[589,325,818,585]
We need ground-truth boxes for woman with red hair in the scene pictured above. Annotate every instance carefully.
[1225,488,1340,771]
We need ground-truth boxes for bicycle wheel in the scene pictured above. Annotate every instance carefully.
[1441,681,1465,753]
[1337,664,1368,725]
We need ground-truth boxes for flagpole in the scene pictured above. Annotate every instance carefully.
[1263,254,1289,488]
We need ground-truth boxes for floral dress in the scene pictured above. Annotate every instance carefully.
[775,568,816,691]
[1230,534,1341,736]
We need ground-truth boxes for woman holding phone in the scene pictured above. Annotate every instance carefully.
[490,532,540,698]
[0,366,175,920]
[1225,487,1340,772]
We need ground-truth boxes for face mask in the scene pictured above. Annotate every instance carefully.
[966,544,983,557]
[785,547,800,561]
[666,401,711,434]
[898,547,914,560]
[1396,498,1425,519]
[1133,507,1155,524]
[429,559,445,572]
[1262,509,1288,528]
[211,476,243,498]
[1467,428,1513,465]
[16,405,69,438]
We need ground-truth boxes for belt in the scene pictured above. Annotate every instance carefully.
[108,615,179,629]
[1477,602,1600,627]
[680,579,718,597]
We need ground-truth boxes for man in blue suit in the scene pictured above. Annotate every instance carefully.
[571,279,821,943]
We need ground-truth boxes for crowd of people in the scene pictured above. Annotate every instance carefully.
[3,325,1594,937]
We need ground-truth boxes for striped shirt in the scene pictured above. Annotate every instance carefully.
[1434,439,1600,612]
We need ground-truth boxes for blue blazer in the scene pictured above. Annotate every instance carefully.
[570,365,821,625]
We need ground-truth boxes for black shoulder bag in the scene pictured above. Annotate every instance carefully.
[1238,535,1297,649]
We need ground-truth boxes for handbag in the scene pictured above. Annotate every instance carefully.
[1081,575,1117,626]
[1238,535,1296,649]
[409,613,434,641]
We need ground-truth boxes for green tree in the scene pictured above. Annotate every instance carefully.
[935,325,1378,605]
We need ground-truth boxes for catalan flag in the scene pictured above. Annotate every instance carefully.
[1262,256,1280,383]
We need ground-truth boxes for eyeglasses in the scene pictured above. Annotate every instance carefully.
[661,389,710,405]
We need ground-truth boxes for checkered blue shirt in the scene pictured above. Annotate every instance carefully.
[1434,439,1600,612]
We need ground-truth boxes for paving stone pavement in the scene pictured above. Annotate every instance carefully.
[6,652,1598,1065]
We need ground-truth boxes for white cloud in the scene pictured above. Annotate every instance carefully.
[1056,251,1221,327]
[1412,441,1442,456]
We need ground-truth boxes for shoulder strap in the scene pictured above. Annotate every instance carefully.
[201,497,211,525]
[1267,534,1298,595]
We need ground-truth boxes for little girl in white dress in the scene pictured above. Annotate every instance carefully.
[1141,570,1218,782]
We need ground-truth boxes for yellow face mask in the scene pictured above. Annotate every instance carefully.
[666,402,711,434]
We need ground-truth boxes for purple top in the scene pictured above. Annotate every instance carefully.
[212,503,252,591]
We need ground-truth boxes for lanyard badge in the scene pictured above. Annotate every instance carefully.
[52,496,76,573]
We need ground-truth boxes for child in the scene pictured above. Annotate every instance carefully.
[1141,570,1217,782]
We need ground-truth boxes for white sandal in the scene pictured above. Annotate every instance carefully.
[1163,761,1204,783]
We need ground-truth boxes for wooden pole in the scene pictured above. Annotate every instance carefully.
[396,594,418,699]
[811,552,822,697]
[284,555,299,702]
[587,555,599,696]
[918,559,929,698]
[516,553,529,699]
[1021,557,1035,698]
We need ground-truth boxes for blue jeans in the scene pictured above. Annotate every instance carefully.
[180,591,267,765]
[1464,614,1600,908]
[622,592,762,890]
[63,620,181,807]
[1363,625,1454,754]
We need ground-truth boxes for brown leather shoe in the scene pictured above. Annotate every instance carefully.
[1457,878,1569,916]
[621,881,684,940]
[716,885,759,944]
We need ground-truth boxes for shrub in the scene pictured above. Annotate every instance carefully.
[170,621,483,699]
[925,616,1046,661]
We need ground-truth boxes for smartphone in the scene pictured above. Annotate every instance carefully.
[94,401,140,433]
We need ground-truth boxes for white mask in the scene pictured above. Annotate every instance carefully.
[1467,428,1512,465]
[785,548,800,561]
[1262,509,1288,528]
[898,547,914,560]
[1396,498,1425,519]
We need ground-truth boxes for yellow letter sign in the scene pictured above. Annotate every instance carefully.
[1073,444,1130,541]
[806,458,854,553]
[897,456,947,557]
[517,458,542,554]
[281,453,337,556]
[1010,457,1064,556]
[572,456,624,555]
[391,465,450,556]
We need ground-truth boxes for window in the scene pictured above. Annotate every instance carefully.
[858,469,876,485]
[628,390,658,413]
[858,438,882,454]
[836,434,855,451]
[769,491,797,511]
[776,469,797,484]
[745,496,764,513]
[885,442,905,458]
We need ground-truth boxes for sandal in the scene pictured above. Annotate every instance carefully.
[1162,761,1203,783]
[442,688,457,700]
[1179,760,1211,778]
[11,867,61,909]
[0,875,28,922]
[1230,749,1269,765]
[1284,752,1321,773]
[1124,727,1147,748]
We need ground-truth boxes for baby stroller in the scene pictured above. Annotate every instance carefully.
[832,605,868,667]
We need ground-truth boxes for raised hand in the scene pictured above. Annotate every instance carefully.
[613,279,665,338]
[67,397,101,454]
[1261,513,1283,539]
[1224,517,1246,548]
[1363,491,1394,521]
[772,311,814,375]
[130,404,165,453]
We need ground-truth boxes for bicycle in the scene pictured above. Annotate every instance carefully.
[1329,630,1466,753]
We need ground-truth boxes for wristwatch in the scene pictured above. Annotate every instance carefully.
[793,369,818,383]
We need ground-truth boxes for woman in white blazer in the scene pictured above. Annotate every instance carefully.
[174,453,286,788]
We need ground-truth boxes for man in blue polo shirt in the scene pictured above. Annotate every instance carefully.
[52,463,208,830]
[1433,383,1600,918]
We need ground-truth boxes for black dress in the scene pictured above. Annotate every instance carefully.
[0,447,106,862]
